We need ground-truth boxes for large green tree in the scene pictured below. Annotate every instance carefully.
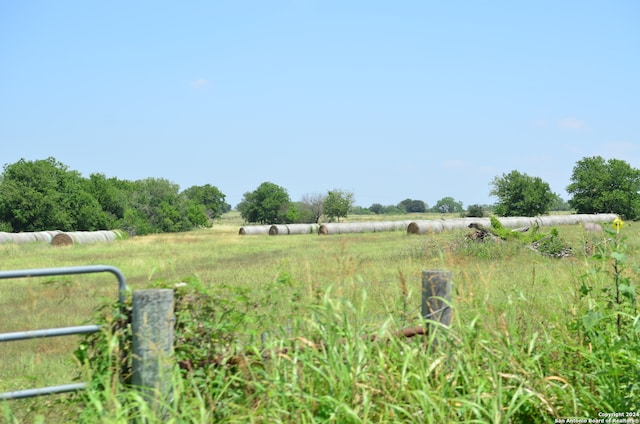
[237,182,291,224]
[182,184,230,220]
[86,173,134,223]
[432,197,464,214]
[323,189,354,222]
[398,198,427,213]
[490,170,554,217]
[0,157,111,231]
[567,156,640,219]
[121,177,206,235]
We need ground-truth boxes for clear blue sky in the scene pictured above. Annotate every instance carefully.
[2,1,638,209]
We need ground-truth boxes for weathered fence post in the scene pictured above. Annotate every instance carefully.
[421,270,453,330]
[132,289,175,416]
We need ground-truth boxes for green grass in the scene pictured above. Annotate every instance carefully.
[1,215,639,422]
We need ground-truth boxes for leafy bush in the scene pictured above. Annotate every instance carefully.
[465,204,484,217]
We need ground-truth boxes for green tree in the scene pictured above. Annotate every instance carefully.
[567,156,640,219]
[398,198,427,213]
[465,204,485,218]
[369,203,385,214]
[432,197,464,214]
[323,189,354,222]
[120,178,202,235]
[0,157,110,231]
[237,182,291,224]
[86,173,133,223]
[181,184,230,220]
[490,170,554,217]
[549,193,571,211]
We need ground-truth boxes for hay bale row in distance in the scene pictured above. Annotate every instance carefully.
[0,230,62,244]
[318,220,414,235]
[407,214,620,235]
[269,224,320,235]
[50,230,124,246]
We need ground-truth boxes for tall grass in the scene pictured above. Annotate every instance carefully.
[1,216,639,422]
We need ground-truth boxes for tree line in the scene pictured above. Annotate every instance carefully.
[1,156,638,235]
[0,158,230,235]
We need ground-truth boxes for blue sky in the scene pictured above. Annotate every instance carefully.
[1,1,638,209]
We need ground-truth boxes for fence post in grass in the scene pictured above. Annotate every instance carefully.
[132,289,175,415]
[421,270,453,332]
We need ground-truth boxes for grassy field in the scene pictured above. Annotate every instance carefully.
[1,213,639,422]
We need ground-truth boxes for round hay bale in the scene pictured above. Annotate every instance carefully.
[499,217,537,228]
[0,232,13,243]
[407,221,444,234]
[51,233,74,246]
[32,231,58,242]
[286,224,319,235]
[371,220,413,232]
[12,233,38,243]
[583,222,603,232]
[269,225,290,235]
[238,225,271,235]
[97,230,117,241]
[318,222,376,235]
[51,230,121,246]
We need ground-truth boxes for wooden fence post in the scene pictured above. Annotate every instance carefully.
[421,270,453,329]
[132,289,174,415]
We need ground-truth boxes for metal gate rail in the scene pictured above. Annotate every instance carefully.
[0,265,127,400]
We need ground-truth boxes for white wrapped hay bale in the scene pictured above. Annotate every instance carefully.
[318,222,380,235]
[370,220,414,232]
[269,224,319,235]
[238,225,271,235]
[0,230,62,244]
[51,230,122,246]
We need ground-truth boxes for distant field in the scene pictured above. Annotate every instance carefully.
[1,213,635,422]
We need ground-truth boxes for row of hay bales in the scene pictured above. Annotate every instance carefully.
[405,213,619,234]
[0,230,124,246]
[238,224,320,235]
[0,230,62,243]
[238,214,619,236]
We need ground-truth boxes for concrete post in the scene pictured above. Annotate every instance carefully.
[131,289,174,415]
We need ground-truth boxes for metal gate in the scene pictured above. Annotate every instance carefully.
[0,265,127,400]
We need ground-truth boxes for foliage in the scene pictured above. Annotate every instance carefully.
[73,299,132,422]
[369,203,403,214]
[532,228,573,258]
[5,219,640,421]
[300,193,326,223]
[431,196,463,214]
[119,178,204,235]
[397,198,427,213]
[86,173,132,223]
[323,189,354,222]
[0,158,230,235]
[465,204,484,217]
[490,170,555,217]
[0,157,112,232]
[181,184,230,220]
[567,156,640,219]
[549,193,571,211]
[237,182,291,224]
[347,205,374,215]
[368,202,385,214]
[570,227,640,411]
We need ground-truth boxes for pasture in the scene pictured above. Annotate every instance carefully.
[1,213,639,422]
